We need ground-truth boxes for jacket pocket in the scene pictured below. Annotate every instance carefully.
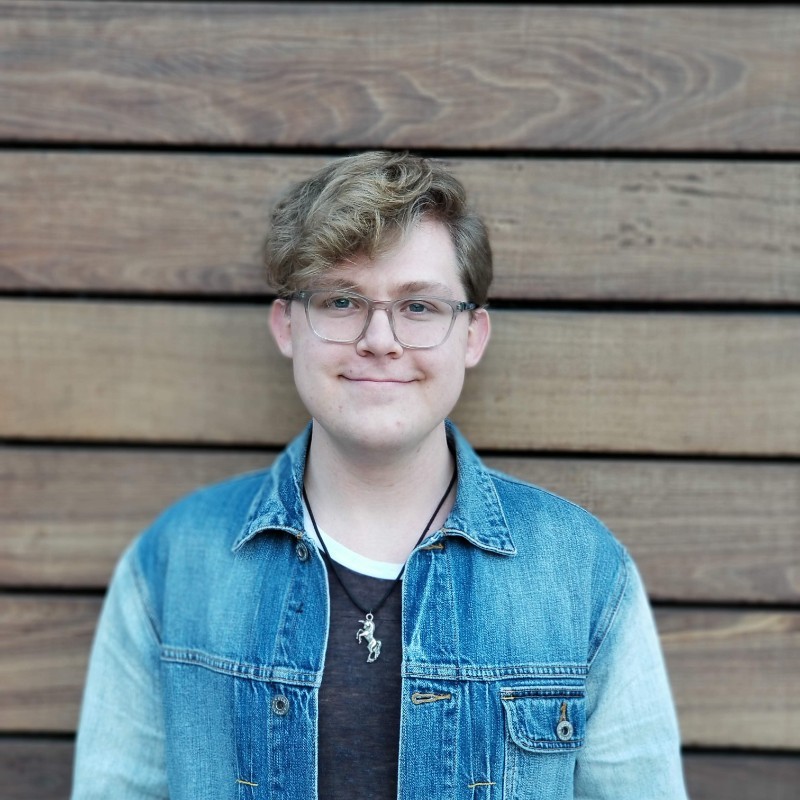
[500,686,585,799]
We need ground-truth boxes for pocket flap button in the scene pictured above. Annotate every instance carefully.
[556,719,574,741]
[556,701,573,741]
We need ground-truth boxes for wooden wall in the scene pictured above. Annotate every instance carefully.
[1,3,799,797]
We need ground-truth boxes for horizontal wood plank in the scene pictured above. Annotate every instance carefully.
[462,310,799,455]
[0,447,270,589]
[2,153,799,303]
[0,595,98,734]
[2,300,797,455]
[1,739,799,800]
[2,596,798,750]
[0,738,73,800]
[2,447,798,604]
[1,3,799,150]
[657,610,800,750]
[491,457,800,605]
[682,752,800,800]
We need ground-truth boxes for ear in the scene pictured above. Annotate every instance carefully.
[464,308,491,368]
[269,298,294,358]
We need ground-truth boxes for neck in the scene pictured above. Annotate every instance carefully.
[303,422,456,563]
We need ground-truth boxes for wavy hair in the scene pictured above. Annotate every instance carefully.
[263,151,492,305]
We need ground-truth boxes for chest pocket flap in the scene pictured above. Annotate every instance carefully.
[501,687,586,752]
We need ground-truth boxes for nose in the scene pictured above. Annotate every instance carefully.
[355,306,403,357]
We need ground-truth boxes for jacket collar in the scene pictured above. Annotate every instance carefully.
[233,420,516,557]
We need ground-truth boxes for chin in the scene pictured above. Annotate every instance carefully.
[317,412,446,455]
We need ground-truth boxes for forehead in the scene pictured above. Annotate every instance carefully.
[322,220,463,298]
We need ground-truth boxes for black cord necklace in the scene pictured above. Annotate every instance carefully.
[302,468,457,663]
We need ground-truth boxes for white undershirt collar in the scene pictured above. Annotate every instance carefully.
[302,503,404,580]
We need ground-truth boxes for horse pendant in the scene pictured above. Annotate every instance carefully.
[356,612,382,663]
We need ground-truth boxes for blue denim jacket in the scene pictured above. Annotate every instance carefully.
[73,422,687,799]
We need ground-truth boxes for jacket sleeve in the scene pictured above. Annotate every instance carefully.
[72,542,168,799]
[575,552,688,799]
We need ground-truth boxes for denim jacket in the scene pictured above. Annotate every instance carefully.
[73,422,687,799]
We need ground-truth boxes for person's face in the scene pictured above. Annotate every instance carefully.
[269,219,491,458]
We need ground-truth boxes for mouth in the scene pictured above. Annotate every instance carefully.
[342,376,416,386]
[345,377,412,384]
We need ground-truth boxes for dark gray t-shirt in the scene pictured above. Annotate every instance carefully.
[317,560,403,798]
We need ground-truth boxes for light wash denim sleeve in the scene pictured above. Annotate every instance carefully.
[72,545,168,799]
[575,553,688,799]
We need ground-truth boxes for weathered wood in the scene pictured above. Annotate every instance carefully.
[0,738,73,800]
[2,300,797,455]
[460,310,800,455]
[0,153,323,297]
[683,752,800,800]
[1,3,799,150]
[657,610,800,750]
[2,596,798,750]
[2,153,800,303]
[2,447,799,605]
[0,447,271,589]
[490,457,800,605]
[0,595,98,734]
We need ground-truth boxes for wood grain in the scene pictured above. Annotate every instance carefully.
[2,447,799,604]
[1,4,799,150]
[0,447,271,589]
[490,457,800,605]
[2,0,797,786]
[2,300,797,455]
[0,595,98,734]
[657,610,800,750]
[2,153,799,303]
[2,595,798,750]
[683,752,800,800]
[0,738,73,800]
[1,738,797,800]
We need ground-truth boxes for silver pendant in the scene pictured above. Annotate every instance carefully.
[356,612,382,663]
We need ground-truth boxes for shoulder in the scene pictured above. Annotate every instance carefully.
[155,466,271,536]
[130,465,274,573]
[490,467,622,548]
[449,420,626,569]
[486,467,632,657]
[485,466,629,593]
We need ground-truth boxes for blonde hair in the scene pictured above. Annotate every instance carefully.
[263,151,492,304]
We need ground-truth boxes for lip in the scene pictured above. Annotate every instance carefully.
[343,377,413,384]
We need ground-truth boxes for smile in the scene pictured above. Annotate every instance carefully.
[344,377,413,384]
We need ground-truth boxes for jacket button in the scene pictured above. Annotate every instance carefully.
[556,720,574,741]
[296,541,309,562]
[272,695,290,716]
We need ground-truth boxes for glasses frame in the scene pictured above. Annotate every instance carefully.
[289,289,479,350]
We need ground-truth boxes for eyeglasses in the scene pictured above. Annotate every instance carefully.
[290,289,478,349]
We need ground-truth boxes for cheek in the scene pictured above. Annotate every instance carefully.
[424,351,467,398]
[291,362,332,419]
[289,340,344,405]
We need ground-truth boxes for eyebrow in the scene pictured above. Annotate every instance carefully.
[315,279,456,298]
[314,277,359,292]
[394,281,455,298]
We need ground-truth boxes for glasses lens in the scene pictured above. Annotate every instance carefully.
[392,297,454,348]
[306,291,368,342]
[304,292,457,348]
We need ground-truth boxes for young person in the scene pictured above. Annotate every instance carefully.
[72,151,687,799]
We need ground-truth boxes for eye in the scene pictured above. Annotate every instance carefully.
[401,299,432,313]
[319,292,363,313]
[398,298,446,318]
